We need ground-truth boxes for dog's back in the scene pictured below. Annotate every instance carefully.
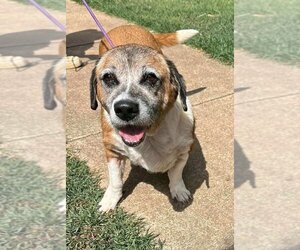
[99,24,198,55]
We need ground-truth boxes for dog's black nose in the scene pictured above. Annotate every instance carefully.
[114,100,139,121]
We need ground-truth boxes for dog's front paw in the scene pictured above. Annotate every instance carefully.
[99,188,122,212]
[170,180,191,202]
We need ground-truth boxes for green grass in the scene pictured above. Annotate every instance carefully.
[0,156,65,249]
[235,0,300,66]
[11,0,65,11]
[73,0,233,64]
[67,156,163,249]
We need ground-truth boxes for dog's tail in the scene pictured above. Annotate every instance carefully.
[153,29,199,47]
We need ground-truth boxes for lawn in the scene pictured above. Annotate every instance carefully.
[0,156,65,249]
[11,0,65,11]
[67,156,163,249]
[73,0,234,64]
[235,0,300,66]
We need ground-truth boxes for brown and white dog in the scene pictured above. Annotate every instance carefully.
[43,40,66,213]
[90,25,198,212]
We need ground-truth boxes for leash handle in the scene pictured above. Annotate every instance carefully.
[82,0,115,48]
[28,0,65,31]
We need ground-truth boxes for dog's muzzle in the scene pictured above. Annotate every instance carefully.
[113,99,146,147]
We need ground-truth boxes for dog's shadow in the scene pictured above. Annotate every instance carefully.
[66,29,103,60]
[234,139,256,188]
[122,136,209,212]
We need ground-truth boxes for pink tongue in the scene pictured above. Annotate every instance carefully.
[119,127,145,143]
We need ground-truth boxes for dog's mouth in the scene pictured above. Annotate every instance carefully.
[118,126,146,147]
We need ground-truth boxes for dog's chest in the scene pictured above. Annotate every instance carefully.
[127,136,182,172]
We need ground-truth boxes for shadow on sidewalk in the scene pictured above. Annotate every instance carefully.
[234,87,256,189]
[187,87,206,96]
[234,139,256,188]
[122,136,209,212]
[66,29,102,60]
[0,29,64,60]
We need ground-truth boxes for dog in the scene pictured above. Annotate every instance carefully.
[43,40,66,213]
[90,25,198,212]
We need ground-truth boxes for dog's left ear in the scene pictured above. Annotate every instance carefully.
[166,59,187,111]
[90,65,98,110]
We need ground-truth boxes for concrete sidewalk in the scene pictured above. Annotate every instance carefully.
[235,50,300,250]
[0,0,65,177]
[66,0,233,249]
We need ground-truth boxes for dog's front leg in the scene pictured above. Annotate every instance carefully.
[168,153,191,202]
[99,157,125,212]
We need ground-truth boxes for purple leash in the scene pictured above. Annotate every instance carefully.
[81,0,115,48]
[28,0,65,31]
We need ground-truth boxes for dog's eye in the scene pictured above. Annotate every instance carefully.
[141,73,159,86]
[101,73,119,87]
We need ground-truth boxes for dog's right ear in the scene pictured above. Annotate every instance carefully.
[90,65,98,110]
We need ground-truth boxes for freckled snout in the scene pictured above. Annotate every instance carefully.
[114,100,139,122]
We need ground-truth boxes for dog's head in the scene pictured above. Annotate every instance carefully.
[43,58,66,110]
[90,44,187,147]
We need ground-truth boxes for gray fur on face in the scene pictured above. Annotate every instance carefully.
[96,44,169,129]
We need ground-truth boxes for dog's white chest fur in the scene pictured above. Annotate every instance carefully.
[112,98,194,173]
